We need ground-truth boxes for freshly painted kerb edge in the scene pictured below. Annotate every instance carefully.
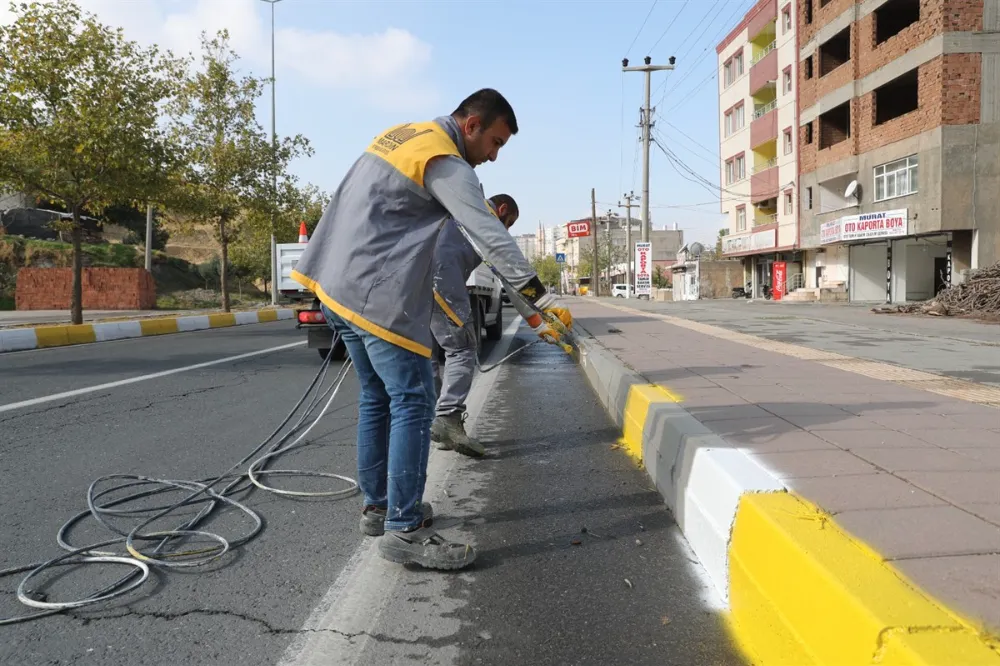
[574,323,1000,665]
[0,309,295,353]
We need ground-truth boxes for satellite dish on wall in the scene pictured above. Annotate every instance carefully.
[844,180,860,200]
[689,242,705,257]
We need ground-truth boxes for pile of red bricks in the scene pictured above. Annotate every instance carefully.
[15,268,157,310]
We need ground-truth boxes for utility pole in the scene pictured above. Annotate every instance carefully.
[590,188,599,297]
[623,55,676,244]
[262,0,283,305]
[619,192,638,298]
[605,209,614,290]
[144,204,153,271]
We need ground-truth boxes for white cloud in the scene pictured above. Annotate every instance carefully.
[2,0,437,111]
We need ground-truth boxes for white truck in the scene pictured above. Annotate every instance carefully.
[276,242,505,361]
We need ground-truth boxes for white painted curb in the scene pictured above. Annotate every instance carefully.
[576,329,786,604]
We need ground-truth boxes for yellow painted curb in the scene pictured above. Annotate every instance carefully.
[258,309,279,323]
[139,318,180,336]
[35,324,97,348]
[728,492,1000,665]
[622,384,679,461]
[208,313,236,328]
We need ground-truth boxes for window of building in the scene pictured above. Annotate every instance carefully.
[805,0,813,24]
[736,207,747,231]
[725,159,735,185]
[805,121,814,144]
[874,155,918,202]
[819,27,851,77]
[806,187,813,209]
[819,101,850,149]
[782,5,792,33]
[784,191,794,215]
[724,60,734,87]
[805,55,814,79]
[735,154,746,180]
[783,68,793,94]
[875,0,919,44]
[734,51,744,77]
[723,51,745,88]
[733,103,745,131]
[783,128,793,155]
[873,69,918,125]
[725,110,733,137]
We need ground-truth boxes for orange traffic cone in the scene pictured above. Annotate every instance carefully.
[298,222,309,243]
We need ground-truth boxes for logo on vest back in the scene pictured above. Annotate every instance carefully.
[372,123,434,156]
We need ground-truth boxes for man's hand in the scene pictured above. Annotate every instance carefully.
[545,306,573,332]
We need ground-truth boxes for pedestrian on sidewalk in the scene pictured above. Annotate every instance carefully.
[430,194,519,457]
[291,89,573,571]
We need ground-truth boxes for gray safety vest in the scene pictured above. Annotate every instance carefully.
[431,206,496,327]
[291,116,468,358]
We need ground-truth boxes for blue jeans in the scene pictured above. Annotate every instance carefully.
[322,305,435,531]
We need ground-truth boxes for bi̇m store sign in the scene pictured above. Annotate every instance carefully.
[821,209,908,245]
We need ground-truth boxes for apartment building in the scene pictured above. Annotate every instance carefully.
[514,233,538,262]
[718,0,801,297]
[798,0,1000,302]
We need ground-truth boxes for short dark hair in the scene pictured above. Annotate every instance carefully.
[453,89,519,134]
[489,194,519,224]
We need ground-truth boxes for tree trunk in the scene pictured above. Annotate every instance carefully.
[71,210,84,326]
[219,217,230,313]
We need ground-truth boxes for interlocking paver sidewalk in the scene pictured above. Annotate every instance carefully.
[570,298,1000,631]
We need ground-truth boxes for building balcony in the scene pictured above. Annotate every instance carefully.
[751,165,779,205]
[749,47,777,95]
[750,102,777,148]
[747,0,777,42]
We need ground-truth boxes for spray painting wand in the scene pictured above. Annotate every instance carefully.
[450,223,578,356]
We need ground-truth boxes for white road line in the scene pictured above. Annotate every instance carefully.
[276,314,523,666]
[0,341,306,415]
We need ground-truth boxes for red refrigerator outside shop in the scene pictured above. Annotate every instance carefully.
[772,261,786,301]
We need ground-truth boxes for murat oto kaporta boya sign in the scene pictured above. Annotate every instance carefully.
[820,209,908,245]
[634,242,652,296]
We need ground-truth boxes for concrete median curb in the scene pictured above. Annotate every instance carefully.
[573,320,1000,665]
[0,308,295,353]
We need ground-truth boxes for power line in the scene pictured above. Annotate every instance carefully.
[624,0,659,58]
[646,0,688,53]
[653,0,754,109]
[647,0,723,103]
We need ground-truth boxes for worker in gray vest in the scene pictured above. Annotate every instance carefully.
[292,89,573,571]
[430,194,519,457]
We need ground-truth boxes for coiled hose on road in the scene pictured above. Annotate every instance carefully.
[0,347,358,626]
[0,323,544,626]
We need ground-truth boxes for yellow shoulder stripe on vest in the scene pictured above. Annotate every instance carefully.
[290,270,432,358]
[365,121,461,187]
[433,291,465,327]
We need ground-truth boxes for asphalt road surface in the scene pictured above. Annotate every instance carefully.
[1,314,743,666]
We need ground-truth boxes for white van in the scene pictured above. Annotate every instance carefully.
[611,284,632,298]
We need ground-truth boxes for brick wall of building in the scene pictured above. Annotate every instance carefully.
[799,0,984,175]
[15,268,157,310]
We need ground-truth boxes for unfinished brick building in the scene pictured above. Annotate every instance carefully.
[796,0,999,302]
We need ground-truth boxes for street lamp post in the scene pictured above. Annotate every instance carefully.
[261,0,282,306]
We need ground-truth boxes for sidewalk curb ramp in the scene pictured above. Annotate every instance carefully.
[574,321,1000,665]
[0,309,295,353]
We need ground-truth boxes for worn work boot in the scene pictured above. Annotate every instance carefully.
[378,527,477,570]
[430,413,485,457]
[360,502,433,537]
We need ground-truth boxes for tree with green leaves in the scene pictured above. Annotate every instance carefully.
[167,30,311,312]
[531,255,562,289]
[652,265,669,289]
[0,0,184,324]
[230,182,329,290]
[716,227,730,256]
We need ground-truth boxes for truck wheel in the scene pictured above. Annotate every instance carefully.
[485,303,503,341]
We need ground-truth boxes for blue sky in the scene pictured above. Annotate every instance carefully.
[4,0,758,246]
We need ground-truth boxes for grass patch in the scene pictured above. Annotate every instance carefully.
[0,295,14,311]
